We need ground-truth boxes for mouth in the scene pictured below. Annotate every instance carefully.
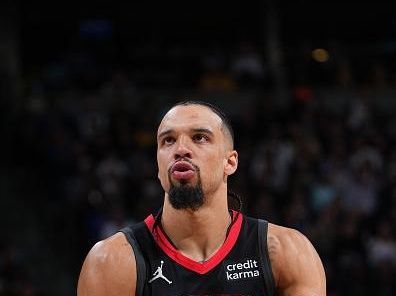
[170,161,196,181]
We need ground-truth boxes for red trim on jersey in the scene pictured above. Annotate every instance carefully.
[144,210,243,274]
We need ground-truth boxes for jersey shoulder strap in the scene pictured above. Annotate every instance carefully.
[119,222,148,296]
[257,219,276,296]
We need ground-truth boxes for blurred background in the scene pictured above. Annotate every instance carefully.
[1,0,396,295]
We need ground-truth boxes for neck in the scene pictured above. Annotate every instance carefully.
[161,189,232,263]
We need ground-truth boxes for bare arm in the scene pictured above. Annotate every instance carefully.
[268,224,326,296]
[77,232,137,296]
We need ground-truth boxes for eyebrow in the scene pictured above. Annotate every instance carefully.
[192,128,214,136]
[157,128,214,139]
[157,129,173,139]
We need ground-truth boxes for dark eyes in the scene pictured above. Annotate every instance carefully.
[163,136,175,145]
[161,134,209,145]
[192,134,209,143]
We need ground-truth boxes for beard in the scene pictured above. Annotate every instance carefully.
[167,164,204,211]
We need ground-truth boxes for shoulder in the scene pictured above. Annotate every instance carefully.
[77,232,137,296]
[267,223,312,258]
[267,223,326,295]
[84,232,135,270]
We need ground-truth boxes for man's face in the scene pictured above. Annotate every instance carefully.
[157,104,237,207]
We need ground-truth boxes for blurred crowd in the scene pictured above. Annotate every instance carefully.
[2,39,396,295]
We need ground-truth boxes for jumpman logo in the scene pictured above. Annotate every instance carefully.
[148,260,172,284]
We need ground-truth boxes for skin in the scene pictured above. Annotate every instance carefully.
[77,104,326,296]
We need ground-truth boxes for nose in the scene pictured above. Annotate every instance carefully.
[174,136,192,160]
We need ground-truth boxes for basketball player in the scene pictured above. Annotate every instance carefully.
[77,101,326,295]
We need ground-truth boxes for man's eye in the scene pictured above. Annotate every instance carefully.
[163,137,175,145]
[193,134,208,142]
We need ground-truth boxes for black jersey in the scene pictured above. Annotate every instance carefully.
[121,211,275,296]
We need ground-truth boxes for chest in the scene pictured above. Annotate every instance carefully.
[146,255,265,295]
[141,218,268,295]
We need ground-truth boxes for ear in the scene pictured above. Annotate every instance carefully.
[224,150,238,176]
